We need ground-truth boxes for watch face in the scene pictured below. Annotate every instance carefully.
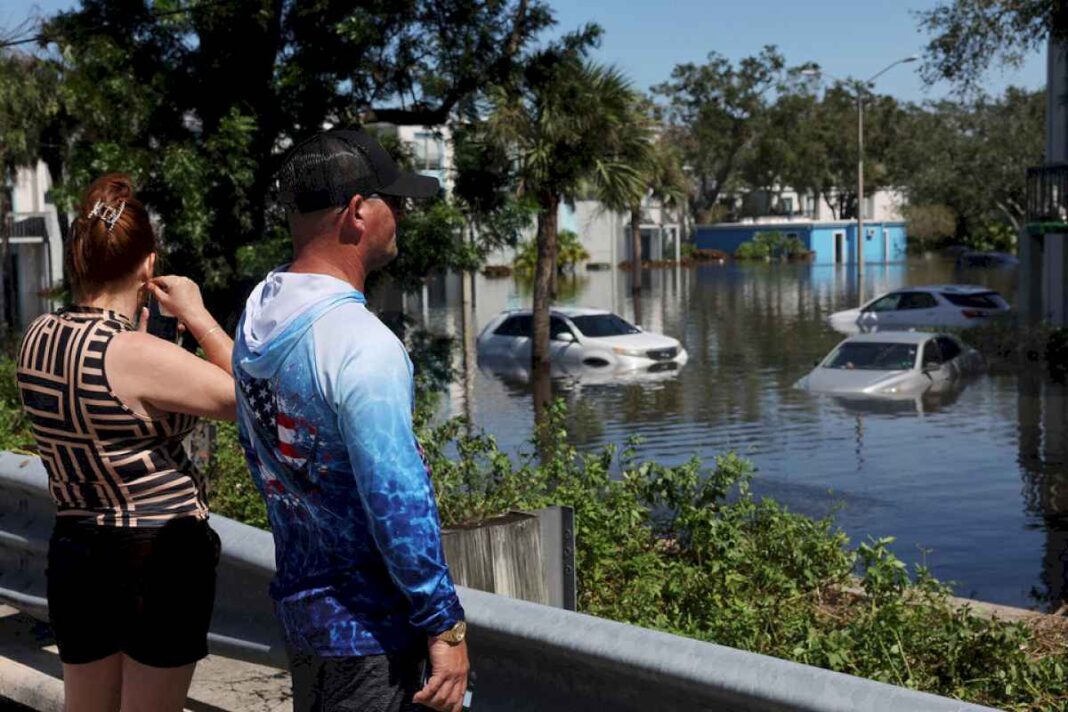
[444,620,466,643]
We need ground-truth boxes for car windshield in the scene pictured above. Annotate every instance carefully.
[569,314,640,337]
[823,342,918,371]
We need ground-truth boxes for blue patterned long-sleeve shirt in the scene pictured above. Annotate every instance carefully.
[232,270,463,656]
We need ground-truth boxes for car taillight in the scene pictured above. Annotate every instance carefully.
[961,309,988,319]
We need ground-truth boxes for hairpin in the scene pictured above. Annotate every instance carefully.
[88,199,126,232]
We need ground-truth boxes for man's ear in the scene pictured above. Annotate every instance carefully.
[342,195,367,245]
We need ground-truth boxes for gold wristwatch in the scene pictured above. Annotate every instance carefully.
[434,620,467,645]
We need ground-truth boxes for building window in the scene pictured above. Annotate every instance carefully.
[412,131,444,170]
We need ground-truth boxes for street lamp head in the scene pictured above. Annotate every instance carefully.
[903,54,920,63]
[799,63,821,77]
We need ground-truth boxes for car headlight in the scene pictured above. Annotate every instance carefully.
[612,346,648,357]
[879,386,899,394]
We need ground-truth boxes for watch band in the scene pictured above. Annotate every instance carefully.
[435,620,467,645]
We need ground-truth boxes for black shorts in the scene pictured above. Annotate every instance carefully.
[288,646,429,712]
[46,516,220,667]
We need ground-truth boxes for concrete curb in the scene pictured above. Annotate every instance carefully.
[0,656,63,712]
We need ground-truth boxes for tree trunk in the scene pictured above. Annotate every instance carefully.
[532,196,558,370]
[532,193,559,425]
[630,205,643,326]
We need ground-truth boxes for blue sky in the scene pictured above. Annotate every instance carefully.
[2,0,1047,103]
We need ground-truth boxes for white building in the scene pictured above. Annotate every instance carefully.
[372,123,454,194]
[730,186,905,224]
[383,123,687,271]
[4,161,65,328]
[480,196,685,271]
[1020,37,1068,326]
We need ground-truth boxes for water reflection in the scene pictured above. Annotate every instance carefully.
[420,259,1062,609]
[824,385,968,417]
[1017,369,1068,606]
[478,354,684,387]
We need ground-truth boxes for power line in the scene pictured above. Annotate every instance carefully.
[0,0,234,50]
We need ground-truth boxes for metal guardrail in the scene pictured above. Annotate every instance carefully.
[1026,163,1068,224]
[0,452,996,711]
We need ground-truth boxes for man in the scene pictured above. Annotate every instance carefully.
[232,129,469,712]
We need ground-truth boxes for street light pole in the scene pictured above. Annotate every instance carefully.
[802,55,919,305]
[857,88,864,300]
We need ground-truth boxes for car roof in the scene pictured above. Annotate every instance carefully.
[914,283,995,294]
[843,331,950,345]
[495,306,612,318]
[887,284,999,295]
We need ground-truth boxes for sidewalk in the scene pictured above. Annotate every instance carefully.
[0,606,292,711]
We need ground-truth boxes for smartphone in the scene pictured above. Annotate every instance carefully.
[145,294,181,344]
[419,661,475,710]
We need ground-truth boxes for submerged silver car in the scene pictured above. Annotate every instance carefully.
[795,332,984,398]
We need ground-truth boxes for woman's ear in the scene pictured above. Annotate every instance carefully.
[138,252,156,282]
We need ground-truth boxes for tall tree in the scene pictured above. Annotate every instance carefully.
[486,38,647,415]
[15,0,552,321]
[0,51,61,331]
[654,46,785,222]
[918,0,1067,90]
[812,83,905,220]
[891,87,1045,239]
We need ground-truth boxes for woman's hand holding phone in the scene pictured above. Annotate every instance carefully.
[145,276,215,342]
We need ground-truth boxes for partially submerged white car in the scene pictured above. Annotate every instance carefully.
[477,307,688,371]
[795,332,983,398]
[827,285,1010,335]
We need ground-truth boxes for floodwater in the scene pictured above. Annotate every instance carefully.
[416,259,1066,609]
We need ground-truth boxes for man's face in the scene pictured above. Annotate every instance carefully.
[360,194,405,269]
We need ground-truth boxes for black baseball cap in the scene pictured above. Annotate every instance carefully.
[277,129,440,214]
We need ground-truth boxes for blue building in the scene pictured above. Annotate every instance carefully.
[695,220,908,265]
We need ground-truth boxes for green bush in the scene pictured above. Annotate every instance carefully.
[1,346,1065,708]
[513,229,589,274]
[735,241,769,260]
[0,350,35,453]
[965,223,1017,253]
[206,421,269,529]
[956,321,1068,380]
[414,402,1068,710]
[735,231,808,261]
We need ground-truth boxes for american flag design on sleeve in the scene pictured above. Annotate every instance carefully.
[240,376,319,494]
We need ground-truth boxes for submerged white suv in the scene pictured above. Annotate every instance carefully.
[827,285,1010,334]
[477,307,688,371]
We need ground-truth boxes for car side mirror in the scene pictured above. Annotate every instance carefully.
[555,332,576,343]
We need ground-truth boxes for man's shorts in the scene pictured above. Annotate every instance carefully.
[46,516,220,667]
[288,645,428,712]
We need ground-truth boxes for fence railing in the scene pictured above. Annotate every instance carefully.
[2,213,50,241]
[1027,163,1068,225]
[0,452,995,711]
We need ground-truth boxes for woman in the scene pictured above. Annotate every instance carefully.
[16,173,236,711]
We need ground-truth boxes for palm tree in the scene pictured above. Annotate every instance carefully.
[595,98,691,325]
[487,52,647,397]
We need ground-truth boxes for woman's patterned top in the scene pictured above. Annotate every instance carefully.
[16,306,205,527]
